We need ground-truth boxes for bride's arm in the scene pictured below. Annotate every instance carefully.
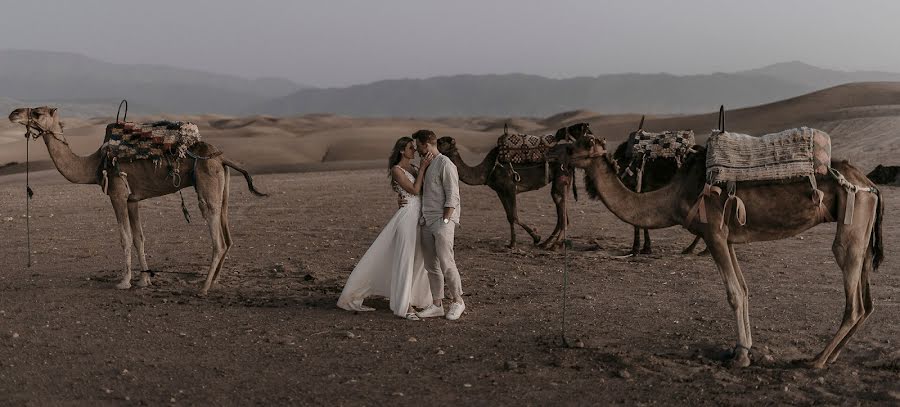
[391,156,433,196]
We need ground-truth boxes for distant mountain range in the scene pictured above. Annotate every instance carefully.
[258,62,900,117]
[3,50,900,117]
[0,50,305,115]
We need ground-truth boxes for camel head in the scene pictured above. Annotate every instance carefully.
[437,136,458,156]
[554,122,593,142]
[866,164,899,185]
[9,106,64,136]
[550,134,607,169]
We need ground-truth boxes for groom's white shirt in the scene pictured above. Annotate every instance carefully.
[421,153,461,226]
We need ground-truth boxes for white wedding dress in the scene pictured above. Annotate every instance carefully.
[337,166,433,317]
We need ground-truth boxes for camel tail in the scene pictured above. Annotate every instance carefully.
[872,188,884,271]
[222,158,268,197]
[571,174,578,201]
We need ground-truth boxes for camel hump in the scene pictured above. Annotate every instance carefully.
[189,141,220,157]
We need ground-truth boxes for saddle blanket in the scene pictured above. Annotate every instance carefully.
[625,130,696,163]
[498,133,557,164]
[706,127,831,184]
[102,121,201,162]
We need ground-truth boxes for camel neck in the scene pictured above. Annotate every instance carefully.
[447,148,498,185]
[585,155,679,229]
[42,133,101,184]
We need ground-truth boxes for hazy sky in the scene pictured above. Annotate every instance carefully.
[2,0,899,87]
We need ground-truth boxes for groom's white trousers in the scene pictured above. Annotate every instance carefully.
[420,220,464,303]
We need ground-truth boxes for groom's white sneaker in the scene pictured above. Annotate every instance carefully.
[416,304,445,318]
[446,302,465,320]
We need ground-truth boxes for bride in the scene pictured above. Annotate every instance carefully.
[337,137,435,320]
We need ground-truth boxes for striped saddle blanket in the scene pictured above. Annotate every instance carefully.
[102,121,202,163]
[706,127,832,184]
[498,133,557,164]
[625,130,696,164]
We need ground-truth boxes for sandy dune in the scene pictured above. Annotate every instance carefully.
[3,82,897,177]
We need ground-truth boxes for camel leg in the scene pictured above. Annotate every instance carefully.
[110,197,134,290]
[681,236,703,254]
[706,233,752,367]
[810,198,876,368]
[729,244,752,351]
[211,168,233,284]
[629,226,641,255]
[640,228,652,254]
[197,171,227,297]
[539,178,567,249]
[497,191,518,248]
[825,249,874,364]
[127,201,152,287]
[681,236,700,254]
[497,191,540,247]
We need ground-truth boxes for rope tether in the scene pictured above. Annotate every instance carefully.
[559,173,577,347]
[26,133,33,267]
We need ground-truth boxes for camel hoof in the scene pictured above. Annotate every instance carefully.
[725,355,751,368]
[640,247,652,255]
[805,359,827,369]
[725,348,752,368]
[115,281,132,290]
[136,278,152,288]
[196,289,209,298]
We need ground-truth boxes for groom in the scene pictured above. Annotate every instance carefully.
[411,129,465,320]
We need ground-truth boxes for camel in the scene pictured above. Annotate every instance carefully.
[866,164,900,185]
[611,118,705,255]
[9,107,267,296]
[555,134,884,368]
[436,123,592,248]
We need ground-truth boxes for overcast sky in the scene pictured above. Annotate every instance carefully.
[1,0,898,87]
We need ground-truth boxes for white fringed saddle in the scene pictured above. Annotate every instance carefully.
[689,127,837,227]
[706,127,832,184]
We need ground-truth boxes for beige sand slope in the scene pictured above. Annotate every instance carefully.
[2,82,899,176]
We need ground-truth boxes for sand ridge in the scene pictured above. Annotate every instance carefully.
[2,81,900,175]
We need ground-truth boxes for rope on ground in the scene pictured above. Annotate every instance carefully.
[559,173,576,347]
[26,134,33,268]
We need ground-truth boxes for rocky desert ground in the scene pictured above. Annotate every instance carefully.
[1,83,899,405]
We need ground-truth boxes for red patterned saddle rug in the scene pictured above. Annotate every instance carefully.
[102,121,201,164]
[498,133,557,164]
[625,130,696,164]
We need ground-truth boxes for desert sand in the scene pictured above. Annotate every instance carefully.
[0,83,898,404]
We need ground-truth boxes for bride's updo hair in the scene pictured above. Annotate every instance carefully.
[388,136,414,177]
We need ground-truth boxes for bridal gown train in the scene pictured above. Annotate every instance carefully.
[337,167,433,317]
